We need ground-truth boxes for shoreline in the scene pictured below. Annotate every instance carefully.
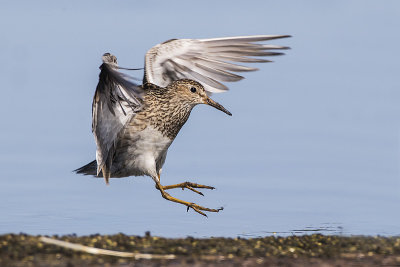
[1,233,400,266]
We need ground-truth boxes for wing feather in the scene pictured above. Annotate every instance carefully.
[167,59,228,92]
[92,54,144,179]
[144,35,290,93]
[193,56,258,72]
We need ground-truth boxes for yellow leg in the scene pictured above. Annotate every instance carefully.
[162,182,215,196]
[156,172,215,196]
[155,180,223,217]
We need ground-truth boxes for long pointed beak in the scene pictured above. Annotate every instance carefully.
[205,97,232,116]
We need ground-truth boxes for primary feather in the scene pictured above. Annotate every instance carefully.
[144,35,290,93]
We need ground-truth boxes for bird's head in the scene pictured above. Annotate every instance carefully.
[168,79,232,116]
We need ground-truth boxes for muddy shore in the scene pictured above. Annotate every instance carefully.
[1,233,400,266]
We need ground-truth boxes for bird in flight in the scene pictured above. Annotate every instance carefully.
[75,35,290,216]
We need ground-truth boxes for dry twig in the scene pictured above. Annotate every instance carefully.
[39,236,176,260]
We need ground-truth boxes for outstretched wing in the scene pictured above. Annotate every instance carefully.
[92,54,144,180]
[144,35,290,93]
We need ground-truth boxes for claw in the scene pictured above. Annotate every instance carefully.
[192,207,207,217]
[186,186,204,196]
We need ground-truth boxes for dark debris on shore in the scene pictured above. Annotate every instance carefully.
[1,233,400,266]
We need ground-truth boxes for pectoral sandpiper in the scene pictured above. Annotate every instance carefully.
[75,35,290,216]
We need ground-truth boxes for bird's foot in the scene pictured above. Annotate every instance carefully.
[155,181,223,217]
[185,202,224,217]
[160,181,215,196]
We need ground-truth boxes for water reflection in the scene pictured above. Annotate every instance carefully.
[239,224,345,238]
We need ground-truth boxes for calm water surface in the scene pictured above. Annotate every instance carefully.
[1,1,400,237]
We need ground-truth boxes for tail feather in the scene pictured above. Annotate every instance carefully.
[74,160,103,177]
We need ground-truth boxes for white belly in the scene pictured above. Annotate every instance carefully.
[111,125,172,178]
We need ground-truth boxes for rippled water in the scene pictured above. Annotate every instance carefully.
[1,1,400,237]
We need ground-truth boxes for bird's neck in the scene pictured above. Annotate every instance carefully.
[144,87,194,139]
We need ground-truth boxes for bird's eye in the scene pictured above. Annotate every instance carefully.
[190,87,196,93]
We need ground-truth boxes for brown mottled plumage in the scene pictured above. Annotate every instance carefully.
[143,80,218,139]
[99,79,231,179]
